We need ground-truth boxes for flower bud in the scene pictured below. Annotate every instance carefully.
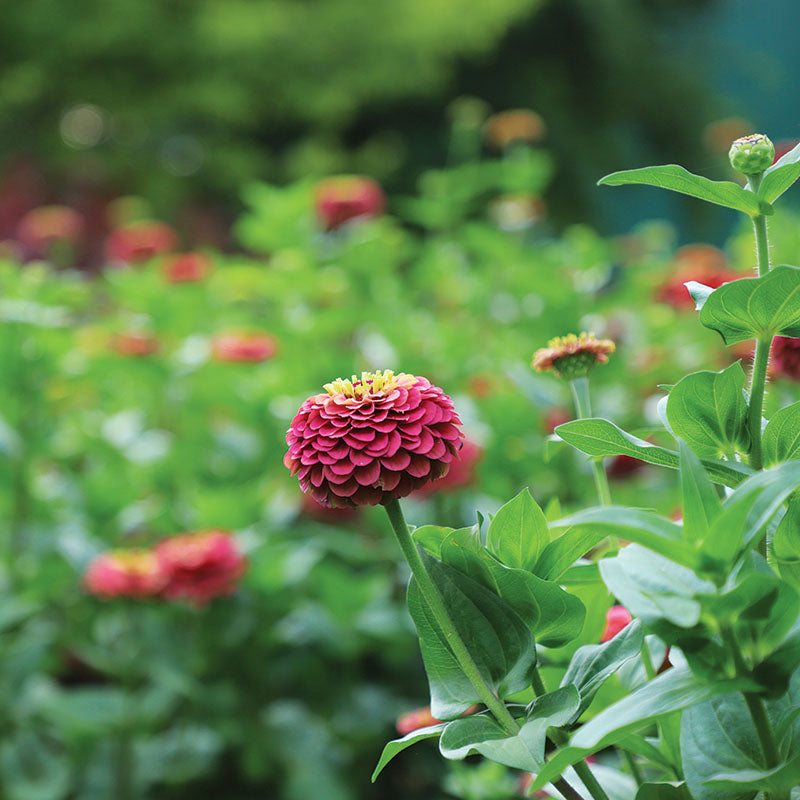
[728,134,774,175]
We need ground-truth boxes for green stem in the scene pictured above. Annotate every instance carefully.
[531,667,610,800]
[640,637,657,681]
[747,338,770,475]
[569,378,612,506]
[383,498,519,736]
[721,626,780,769]
[623,749,644,787]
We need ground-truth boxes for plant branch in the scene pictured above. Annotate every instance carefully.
[569,378,612,507]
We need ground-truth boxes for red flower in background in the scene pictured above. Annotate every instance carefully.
[104,220,178,265]
[656,244,739,310]
[112,333,159,357]
[300,493,359,524]
[84,550,167,598]
[314,176,385,230]
[284,370,463,508]
[601,605,632,642]
[16,205,84,255]
[395,705,480,736]
[543,407,571,434]
[162,252,211,283]
[156,530,246,605]
[606,453,647,480]
[211,333,277,363]
[770,336,800,381]
[413,439,482,497]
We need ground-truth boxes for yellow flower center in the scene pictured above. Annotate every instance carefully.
[324,370,415,400]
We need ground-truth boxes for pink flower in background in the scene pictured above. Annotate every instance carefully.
[606,453,647,480]
[543,407,571,434]
[162,252,211,283]
[314,176,385,230]
[112,333,159,357]
[395,705,480,736]
[211,332,277,363]
[84,549,167,598]
[601,605,632,642]
[656,244,739,311]
[771,336,800,381]
[16,205,84,255]
[104,220,178,265]
[156,530,246,605]
[413,439,482,497]
[300,492,359,524]
[284,370,463,508]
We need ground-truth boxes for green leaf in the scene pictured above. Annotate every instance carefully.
[773,495,800,591]
[548,507,696,569]
[699,265,800,344]
[763,402,800,466]
[685,281,715,311]
[486,488,549,572]
[666,364,749,457]
[529,667,750,792]
[635,784,691,800]
[439,687,579,772]
[555,418,751,487]
[560,619,644,720]
[597,165,761,215]
[758,141,800,204]
[678,440,723,543]
[412,525,454,558]
[371,724,445,781]
[440,529,585,647]
[407,551,537,719]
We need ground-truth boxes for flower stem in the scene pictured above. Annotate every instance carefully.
[384,500,589,800]
[721,625,780,769]
[569,378,612,507]
[531,667,610,800]
[383,498,519,736]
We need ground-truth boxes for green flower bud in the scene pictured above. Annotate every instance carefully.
[729,134,775,175]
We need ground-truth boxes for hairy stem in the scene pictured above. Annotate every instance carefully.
[569,378,612,507]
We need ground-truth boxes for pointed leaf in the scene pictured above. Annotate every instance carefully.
[678,440,723,543]
[685,281,716,311]
[371,724,445,781]
[407,551,537,719]
[759,141,800,204]
[666,363,749,457]
[486,489,549,571]
[598,165,761,215]
[555,418,751,487]
[699,265,800,344]
[763,402,800,466]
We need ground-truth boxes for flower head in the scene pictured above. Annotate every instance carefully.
[607,453,647,480]
[601,605,632,642]
[413,439,482,497]
[657,245,738,310]
[284,370,463,508]
[729,133,775,175]
[156,530,246,605]
[112,333,159,357]
[84,549,167,598]
[484,109,546,149]
[104,220,178,265]
[771,336,800,381]
[314,176,385,230]
[395,704,479,736]
[162,252,211,283]
[16,205,84,255]
[211,332,277,363]
[532,333,615,379]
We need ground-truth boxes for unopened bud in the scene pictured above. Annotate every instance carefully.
[728,134,774,175]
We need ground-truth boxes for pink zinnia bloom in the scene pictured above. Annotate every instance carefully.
[543,407,571,434]
[656,245,739,311]
[211,333,277,363]
[532,332,615,377]
[601,605,632,643]
[104,220,178,265]
[314,176,385,230]
[16,205,84,254]
[395,704,479,736]
[771,336,800,381]
[84,549,167,598]
[156,530,246,606]
[112,333,159,357]
[300,493,359,524]
[413,439,482,497]
[162,252,211,283]
[606,453,647,480]
[284,370,464,508]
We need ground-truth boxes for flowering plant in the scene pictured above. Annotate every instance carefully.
[284,133,800,800]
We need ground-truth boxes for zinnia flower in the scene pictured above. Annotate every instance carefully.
[395,704,480,736]
[104,220,178,265]
[162,252,211,283]
[600,605,632,643]
[413,439,482,497]
[484,109,546,149]
[657,244,739,310]
[543,407,571,434]
[112,333,159,357]
[300,493,359,524]
[84,549,167,598]
[606,453,647,480]
[211,333,277,363]
[284,370,464,508]
[314,176,385,230]
[532,332,615,379]
[771,336,800,381]
[156,530,246,605]
[16,205,84,255]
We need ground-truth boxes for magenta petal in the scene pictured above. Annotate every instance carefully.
[328,460,355,476]
[355,461,381,486]
[350,450,374,467]
[406,455,431,478]
[379,470,401,491]
[381,450,411,471]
